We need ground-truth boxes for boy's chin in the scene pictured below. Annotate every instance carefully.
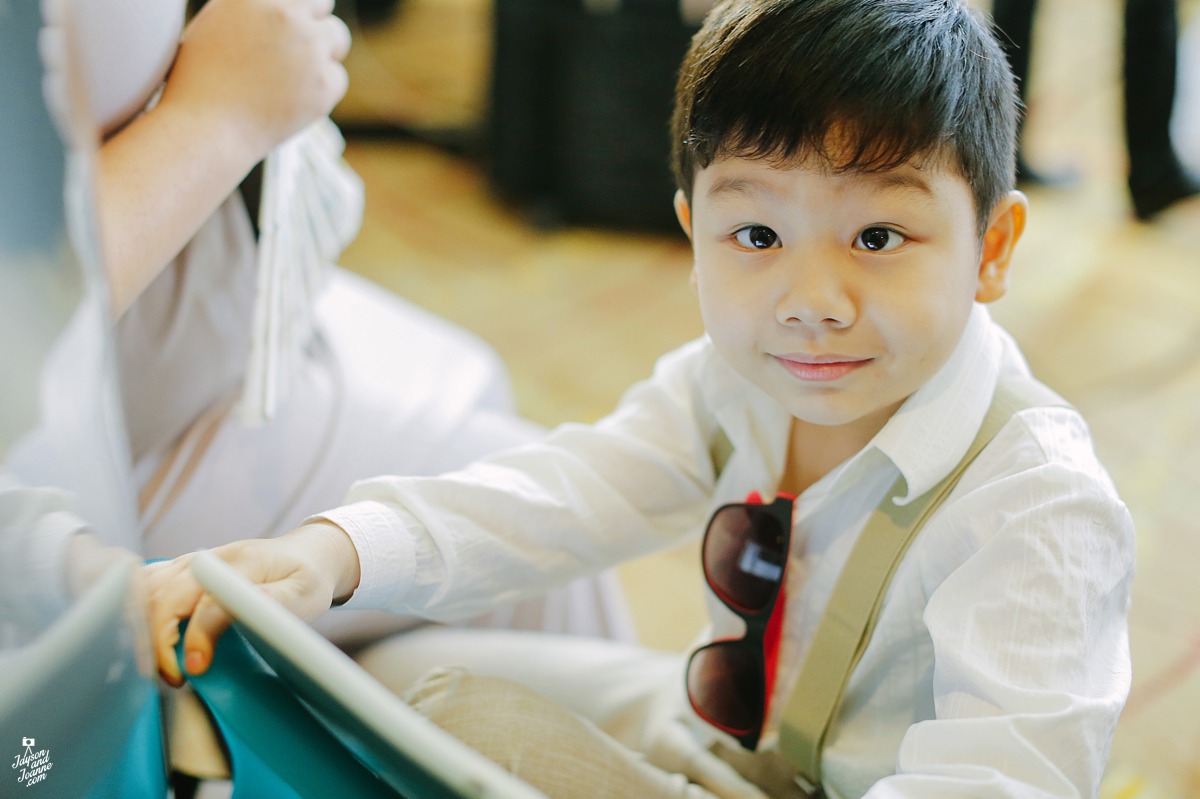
[784,393,907,434]
[788,406,869,428]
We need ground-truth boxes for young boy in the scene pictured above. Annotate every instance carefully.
[146,0,1135,795]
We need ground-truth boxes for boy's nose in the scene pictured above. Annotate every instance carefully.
[775,253,856,329]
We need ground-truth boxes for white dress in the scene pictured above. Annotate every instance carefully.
[16,125,633,645]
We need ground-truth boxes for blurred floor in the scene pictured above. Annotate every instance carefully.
[332,0,1200,795]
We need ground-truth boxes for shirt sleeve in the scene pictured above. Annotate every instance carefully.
[0,476,91,635]
[863,408,1136,799]
[316,338,725,621]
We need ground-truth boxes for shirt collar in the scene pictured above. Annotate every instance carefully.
[698,338,793,505]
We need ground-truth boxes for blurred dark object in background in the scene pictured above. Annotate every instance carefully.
[486,0,698,232]
[337,0,406,28]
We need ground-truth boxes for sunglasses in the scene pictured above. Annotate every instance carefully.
[686,493,793,751]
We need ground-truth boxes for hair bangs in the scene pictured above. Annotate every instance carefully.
[672,0,1018,236]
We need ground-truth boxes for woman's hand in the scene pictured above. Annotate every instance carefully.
[161,0,352,162]
[144,521,360,686]
[94,0,352,317]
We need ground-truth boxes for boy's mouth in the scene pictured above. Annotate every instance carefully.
[772,353,870,382]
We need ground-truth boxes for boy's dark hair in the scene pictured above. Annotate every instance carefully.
[670,0,1018,237]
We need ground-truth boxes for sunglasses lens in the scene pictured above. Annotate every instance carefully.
[703,504,787,613]
[687,643,764,735]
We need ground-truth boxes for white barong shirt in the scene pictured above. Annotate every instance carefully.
[324,304,1135,798]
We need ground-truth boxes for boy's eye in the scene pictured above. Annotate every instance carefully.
[733,225,781,250]
[854,226,904,252]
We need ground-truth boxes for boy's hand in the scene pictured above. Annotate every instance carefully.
[144,522,360,687]
[160,0,352,163]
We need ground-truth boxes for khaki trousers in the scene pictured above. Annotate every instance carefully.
[358,628,811,799]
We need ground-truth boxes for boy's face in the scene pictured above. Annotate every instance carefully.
[676,154,1025,437]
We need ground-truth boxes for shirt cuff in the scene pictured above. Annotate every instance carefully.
[2,510,86,628]
[307,500,416,612]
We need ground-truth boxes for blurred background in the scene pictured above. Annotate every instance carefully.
[329,0,1200,795]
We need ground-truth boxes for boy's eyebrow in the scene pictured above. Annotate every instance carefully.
[860,170,936,199]
[705,175,774,200]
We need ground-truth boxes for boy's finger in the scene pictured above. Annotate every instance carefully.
[142,557,201,686]
[181,592,235,677]
[154,613,185,687]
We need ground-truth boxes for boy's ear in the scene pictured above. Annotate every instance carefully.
[975,190,1027,304]
[674,190,699,291]
[673,190,693,241]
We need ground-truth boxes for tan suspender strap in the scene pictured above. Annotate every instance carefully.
[776,379,1069,790]
[711,427,735,478]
